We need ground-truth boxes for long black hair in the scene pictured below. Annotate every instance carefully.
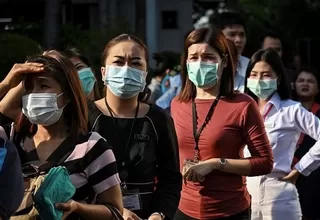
[245,48,291,101]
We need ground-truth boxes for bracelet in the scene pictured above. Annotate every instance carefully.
[151,212,165,220]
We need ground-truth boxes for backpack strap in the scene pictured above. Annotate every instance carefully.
[101,204,124,220]
[87,99,103,132]
[90,113,103,132]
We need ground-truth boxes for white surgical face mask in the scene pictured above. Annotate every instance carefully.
[22,93,66,126]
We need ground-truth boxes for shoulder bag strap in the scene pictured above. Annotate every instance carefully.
[38,135,78,173]
[102,204,124,220]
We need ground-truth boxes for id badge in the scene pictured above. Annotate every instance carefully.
[122,189,142,211]
[182,159,199,175]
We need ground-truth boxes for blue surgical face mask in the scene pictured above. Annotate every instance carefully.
[247,78,277,100]
[187,61,219,88]
[78,67,96,96]
[104,65,146,99]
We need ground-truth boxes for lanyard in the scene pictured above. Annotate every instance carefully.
[192,95,220,161]
[262,104,273,120]
[104,97,139,183]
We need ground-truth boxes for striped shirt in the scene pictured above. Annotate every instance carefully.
[21,132,120,201]
[0,112,121,200]
[63,132,120,199]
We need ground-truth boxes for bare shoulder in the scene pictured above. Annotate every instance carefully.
[94,98,109,115]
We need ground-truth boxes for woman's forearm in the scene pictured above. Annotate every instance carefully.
[0,63,44,120]
[0,81,10,99]
[0,83,23,120]
[210,157,273,176]
[217,158,251,175]
[74,203,114,220]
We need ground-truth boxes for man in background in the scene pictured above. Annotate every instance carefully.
[261,31,296,90]
[211,12,249,92]
[148,51,179,103]
[148,51,181,111]
[155,64,182,114]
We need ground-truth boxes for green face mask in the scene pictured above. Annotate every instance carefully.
[187,61,219,88]
[247,78,277,100]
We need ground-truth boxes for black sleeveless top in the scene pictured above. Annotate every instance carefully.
[87,100,182,219]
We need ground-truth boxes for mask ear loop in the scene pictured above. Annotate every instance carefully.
[56,92,64,98]
[55,93,68,110]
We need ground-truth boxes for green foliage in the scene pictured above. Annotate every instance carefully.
[0,33,42,81]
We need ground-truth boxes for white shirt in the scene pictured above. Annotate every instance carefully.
[234,56,249,92]
[244,93,320,176]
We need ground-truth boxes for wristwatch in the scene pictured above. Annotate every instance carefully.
[219,158,227,170]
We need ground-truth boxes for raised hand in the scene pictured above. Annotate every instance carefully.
[2,63,44,89]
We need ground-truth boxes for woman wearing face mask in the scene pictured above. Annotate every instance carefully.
[171,27,274,220]
[244,49,320,220]
[0,51,123,220]
[293,67,320,220]
[64,47,102,100]
[87,34,182,220]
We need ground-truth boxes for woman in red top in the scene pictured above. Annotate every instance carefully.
[171,27,274,220]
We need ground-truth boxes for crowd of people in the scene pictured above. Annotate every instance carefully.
[0,11,320,220]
